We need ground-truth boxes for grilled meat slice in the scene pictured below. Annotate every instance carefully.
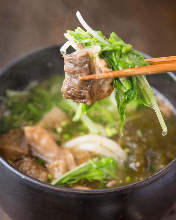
[61,50,113,105]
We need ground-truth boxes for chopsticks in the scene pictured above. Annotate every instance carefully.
[80,56,176,80]
[146,56,176,64]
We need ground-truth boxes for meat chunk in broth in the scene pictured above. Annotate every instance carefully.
[47,160,67,180]
[38,106,69,141]
[0,129,30,161]
[24,125,64,163]
[38,107,69,130]
[24,125,76,179]
[61,50,113,105]
[47,149,76,179]
[71,149,96,165]
[15,157,48,182]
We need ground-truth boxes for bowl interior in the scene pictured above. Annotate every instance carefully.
[0,45,176,194]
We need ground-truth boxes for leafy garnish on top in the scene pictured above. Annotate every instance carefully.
[62,11,167,135]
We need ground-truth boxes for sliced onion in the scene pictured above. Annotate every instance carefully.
[64,134,127,163]
[76,11,110,45]
[60,41,71,55]
[64,34,80,50]
[77,143,117,161]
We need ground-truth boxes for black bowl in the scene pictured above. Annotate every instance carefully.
[0,45,176,220]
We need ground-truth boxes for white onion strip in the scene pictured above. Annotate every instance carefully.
[60,39,80,55]
[78,143,116,159]
[64,134,127,164]
[64,34,80,50]
[76,11,110,45]
[60,41,71,55]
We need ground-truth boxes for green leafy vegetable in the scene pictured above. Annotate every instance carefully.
[73,103,89,121]
[0,76,62,134]
[52,157,118,186]
[63,11,167,134]
[65,99,107,135]
[0,74,121,137]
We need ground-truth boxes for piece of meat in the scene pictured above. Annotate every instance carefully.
[24,125,76,179]
[0,129,30,161]
[38,107,69,141]
[15,157,48,182]
[71,149,96,165]
[61,50,113,105]
[38,106,69,130]
[62,51,91,104]
[24,125,65,163]
[63,149,76,170]
[46,150,76,179]
[47,160,67,179]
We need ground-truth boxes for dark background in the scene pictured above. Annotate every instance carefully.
[0,0,176,219]
[0,0,176,71]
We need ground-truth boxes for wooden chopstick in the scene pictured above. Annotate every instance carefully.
[145,56,176,64]
[80,56,176,80]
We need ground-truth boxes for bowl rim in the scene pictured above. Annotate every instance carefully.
[0,44,176,195]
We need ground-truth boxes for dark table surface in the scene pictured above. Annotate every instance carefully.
[0,0,176,219]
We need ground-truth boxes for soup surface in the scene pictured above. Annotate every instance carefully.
[0,75,176,189]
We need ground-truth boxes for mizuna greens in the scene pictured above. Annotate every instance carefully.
[0,76,121,137]
[0,76,61,134]
[61,11,167,135]
[52,157,118,186]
